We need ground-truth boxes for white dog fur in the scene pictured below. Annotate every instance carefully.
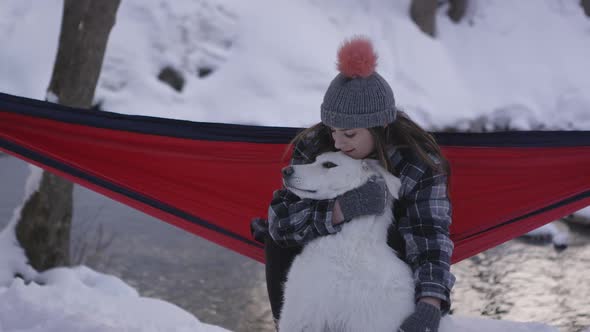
[278,151,557,332]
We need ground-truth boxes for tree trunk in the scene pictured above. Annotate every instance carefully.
[48,0,121,108]
[410,0,438,37]
[447,0,468,23]
[15,0,121,272]
[582,0,590,17]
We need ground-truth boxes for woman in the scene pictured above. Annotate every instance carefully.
[251,37,455,332]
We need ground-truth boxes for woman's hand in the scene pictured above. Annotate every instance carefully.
[250,217,268,243]
[397,299,441,332]
[334,175,389,224]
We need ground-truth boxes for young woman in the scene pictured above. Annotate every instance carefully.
[251,37,455,332]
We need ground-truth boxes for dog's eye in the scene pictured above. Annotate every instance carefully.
[322,162,338,169]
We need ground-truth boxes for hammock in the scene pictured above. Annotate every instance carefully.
[1,92,589,264]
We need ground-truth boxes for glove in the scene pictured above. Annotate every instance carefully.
[337,175,389,221]
[250,217,269,244]
[397,302,441,332]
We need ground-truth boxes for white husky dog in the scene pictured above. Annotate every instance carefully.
[278,151,557,332]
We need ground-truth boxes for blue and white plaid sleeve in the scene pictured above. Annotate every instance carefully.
[397,164,455,314]
[267,189,340,247]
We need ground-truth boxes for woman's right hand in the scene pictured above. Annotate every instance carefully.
[336,175,389,222]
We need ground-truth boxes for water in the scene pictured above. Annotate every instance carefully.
[1,154,589,332]
[451,224,590,332]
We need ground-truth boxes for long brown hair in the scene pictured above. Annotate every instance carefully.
[287,110,450,176]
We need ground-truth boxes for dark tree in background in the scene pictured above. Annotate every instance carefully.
[447,0,468,23]
[16,0,121,272]
[582,0,590,17]
[410,0,438,37]
[410,0,468,37]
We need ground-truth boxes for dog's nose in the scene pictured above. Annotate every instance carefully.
[282,166,294,177]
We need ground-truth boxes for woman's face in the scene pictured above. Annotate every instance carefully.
[330,127,375,159]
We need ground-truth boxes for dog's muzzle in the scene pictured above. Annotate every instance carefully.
[281,166,317,193]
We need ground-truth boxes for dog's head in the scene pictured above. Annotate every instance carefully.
[282,151,401,200]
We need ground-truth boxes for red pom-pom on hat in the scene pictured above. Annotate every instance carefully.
[337,37,377,78]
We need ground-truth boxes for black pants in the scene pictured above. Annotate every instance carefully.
[264,237,303,320]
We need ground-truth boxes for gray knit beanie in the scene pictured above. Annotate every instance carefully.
[321,37,397,129]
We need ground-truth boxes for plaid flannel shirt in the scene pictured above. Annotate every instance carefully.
[265,138,456,313]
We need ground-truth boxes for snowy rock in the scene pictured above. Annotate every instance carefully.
[522,222,570,251]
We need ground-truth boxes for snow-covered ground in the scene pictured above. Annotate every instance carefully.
[1,0,589,331]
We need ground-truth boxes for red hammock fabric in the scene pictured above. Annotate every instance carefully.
[1,92,589,263]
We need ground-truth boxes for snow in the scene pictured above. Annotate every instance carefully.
[0,0,589,331]
[578,207,590,220]
[1,0,589,129]
[0,271,230,332]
